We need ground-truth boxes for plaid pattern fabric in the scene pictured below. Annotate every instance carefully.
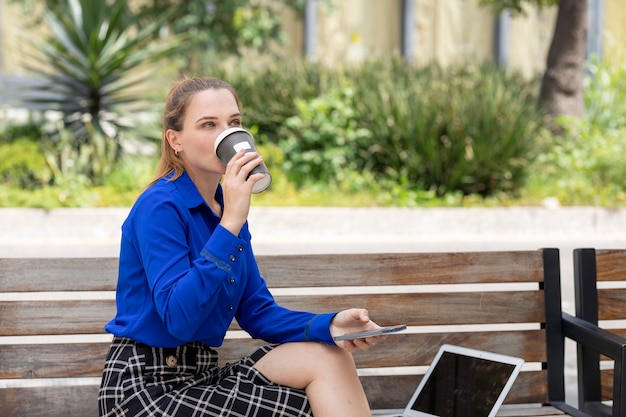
[98,337,312,417]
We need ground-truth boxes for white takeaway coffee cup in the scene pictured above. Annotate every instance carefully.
[214,128,272,193]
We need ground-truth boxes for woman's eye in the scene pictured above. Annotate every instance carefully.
[230,119,242,127]
[203,122,215,128]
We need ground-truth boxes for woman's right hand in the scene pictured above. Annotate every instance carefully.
[219,149,265,236]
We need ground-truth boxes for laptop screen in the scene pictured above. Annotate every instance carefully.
[409,350,518,417]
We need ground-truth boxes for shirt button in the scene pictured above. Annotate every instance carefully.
[166,355,178,368]
[229,255,236,262]
[236,245,244,252]
[230,278,236,284]
[228,305,233,311]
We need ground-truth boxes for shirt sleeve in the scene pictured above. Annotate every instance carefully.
[234,248,337,346]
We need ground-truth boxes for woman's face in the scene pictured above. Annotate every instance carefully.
[166,88,242,178]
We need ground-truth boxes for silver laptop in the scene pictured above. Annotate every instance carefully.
[381,344,524,417]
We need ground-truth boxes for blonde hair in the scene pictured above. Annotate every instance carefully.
[149,77,240,186]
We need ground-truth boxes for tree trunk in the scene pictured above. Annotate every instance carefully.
[539,0,588,120]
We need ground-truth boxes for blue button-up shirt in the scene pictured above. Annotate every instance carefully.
[105,172,336,348]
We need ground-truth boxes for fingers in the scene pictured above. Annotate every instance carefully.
[341,335,383,353]
[340,308,370,324]
[352,308,369,323]
[226,149,263,180]
[220,150,260,235]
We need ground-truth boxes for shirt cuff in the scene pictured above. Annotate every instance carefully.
[200,224,247,272]
[304,313,337,345]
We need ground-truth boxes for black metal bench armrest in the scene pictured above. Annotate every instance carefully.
[562,313,626,358]
[562,312,626,417]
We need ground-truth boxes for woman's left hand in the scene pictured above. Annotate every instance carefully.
[330,308,384,353]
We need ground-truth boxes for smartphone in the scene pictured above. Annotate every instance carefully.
[333,324,407,341]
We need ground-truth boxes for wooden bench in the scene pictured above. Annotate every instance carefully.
[570,248,626,417]
[0,249,591,416]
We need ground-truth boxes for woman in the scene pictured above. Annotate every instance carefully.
[98,77,384,417]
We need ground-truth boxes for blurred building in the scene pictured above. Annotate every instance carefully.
[1,0,624,107]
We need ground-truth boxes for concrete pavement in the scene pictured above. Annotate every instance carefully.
[1,206,626,257]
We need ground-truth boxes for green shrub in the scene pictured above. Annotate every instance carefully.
[585,54,626,131]
[279,85,373,186]
[1,119,43,142]
[0,138,52,188]
[348,59,544,196]
[527,118,626,206]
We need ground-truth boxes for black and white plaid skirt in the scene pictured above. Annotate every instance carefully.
[98,337,312,417]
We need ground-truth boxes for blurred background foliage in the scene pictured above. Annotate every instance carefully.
[1,0,626,208]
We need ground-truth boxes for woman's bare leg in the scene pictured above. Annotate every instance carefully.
[253,342,370,416]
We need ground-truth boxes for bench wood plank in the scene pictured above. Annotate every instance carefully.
[0,291,544,336]
[0,330,549,380]
[258,252,545,286]
[0,257,118,291]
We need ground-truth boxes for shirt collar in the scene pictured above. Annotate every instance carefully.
[170,171,224,210]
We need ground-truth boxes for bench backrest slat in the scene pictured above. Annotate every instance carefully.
[258,252,544,286]
[0,300,115,336]
[273,292,545,325]
[598,288,626,320]
[0,386,99,416]
[0,343,110,379]
[0,258,118,291]
[0,291,544,337]
[595,250,626,282]
[1,329,549,380]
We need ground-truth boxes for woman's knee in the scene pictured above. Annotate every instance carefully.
[253,342,356,388]
[313,343,357,372]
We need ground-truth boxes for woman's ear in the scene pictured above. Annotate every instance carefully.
[165,129,181,154]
